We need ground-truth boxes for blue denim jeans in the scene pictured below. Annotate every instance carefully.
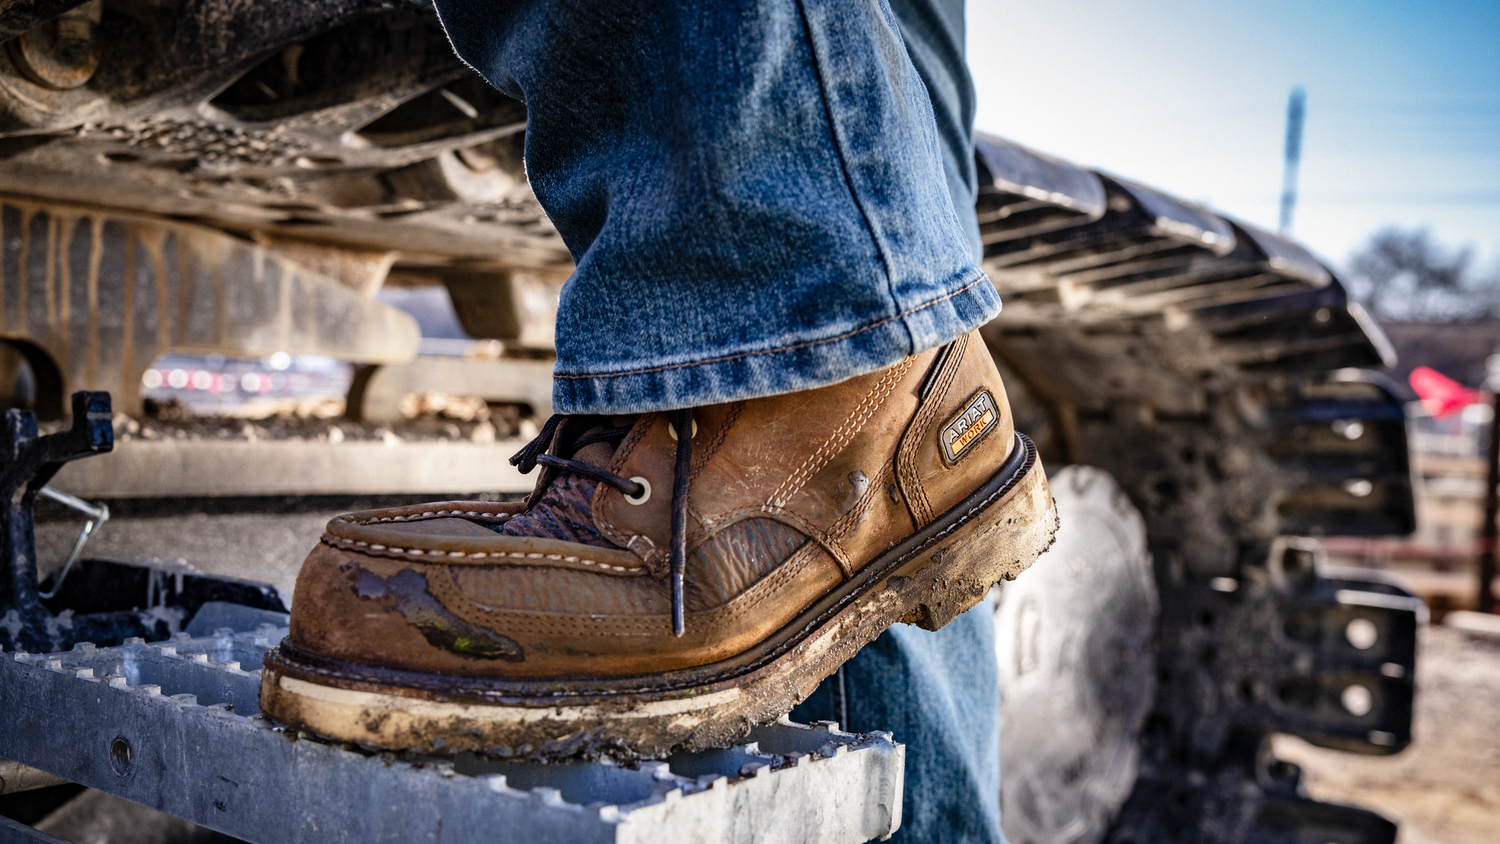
[434,1,1003,841]
[434,0,998,416]
[790,604,1001,843]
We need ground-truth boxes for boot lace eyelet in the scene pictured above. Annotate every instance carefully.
[624,477,651,505]
[668,419,698,441]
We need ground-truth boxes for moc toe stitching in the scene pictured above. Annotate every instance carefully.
[330,501,519,530]
[321,536,831,642]
[320,535,646,575]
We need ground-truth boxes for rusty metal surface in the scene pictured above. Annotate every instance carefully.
[0,759,67,796]
[5,1,100,91]
[0,1,570,280]
[1,0,437,133]
[0,0,89,42]
[0,198,418,415]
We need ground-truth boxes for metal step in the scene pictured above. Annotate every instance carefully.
[0,627,904,844]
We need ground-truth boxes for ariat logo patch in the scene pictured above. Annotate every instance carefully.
[940,390,1000,465]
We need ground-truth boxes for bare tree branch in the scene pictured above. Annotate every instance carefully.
[1346,227,1494,321]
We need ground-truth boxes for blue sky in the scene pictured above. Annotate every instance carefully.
[965,0,1500,275]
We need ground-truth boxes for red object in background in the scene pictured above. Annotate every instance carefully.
[1409,366,1485,418]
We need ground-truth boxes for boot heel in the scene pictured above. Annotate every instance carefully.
[892,441,1057,631]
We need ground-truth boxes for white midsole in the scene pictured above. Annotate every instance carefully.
[275,675,744,724]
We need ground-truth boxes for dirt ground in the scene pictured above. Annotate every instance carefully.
[1272,624,1500,844]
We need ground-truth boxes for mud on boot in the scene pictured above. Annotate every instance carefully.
[260,330,1058,758]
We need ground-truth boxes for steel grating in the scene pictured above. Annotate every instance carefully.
[0,626,905,843]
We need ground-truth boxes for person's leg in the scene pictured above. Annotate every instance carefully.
[433,0,998,414]
[792,605,1002,844]
[259,0,1057,779]
[887,0,982,261]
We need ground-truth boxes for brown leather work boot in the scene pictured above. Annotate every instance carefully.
[260,330,1057,757]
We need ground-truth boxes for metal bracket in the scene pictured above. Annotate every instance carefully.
[1268,372,1416,538]
[1106,547,1418,843]
[34,485,109,601]
[1108,729,1397,844]
[0,391,127,654]
[1152,544,1421,757]
[0,391,277,654]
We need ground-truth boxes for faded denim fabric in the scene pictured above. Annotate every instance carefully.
[889,0,982,262]
[433,0,999,414]
[434,1,1005,841]
[791,603,1003,844]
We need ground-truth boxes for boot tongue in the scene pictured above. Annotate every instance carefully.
[563,414,640,472]
[568,436,616,472]
[496,416,638,548]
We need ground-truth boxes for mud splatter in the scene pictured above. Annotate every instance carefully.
[348,567,524,662]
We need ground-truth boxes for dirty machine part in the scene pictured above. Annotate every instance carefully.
[974,135,1418,844]
[997,468,1413,844]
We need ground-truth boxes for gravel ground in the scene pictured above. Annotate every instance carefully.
[1272,624,1500,844]
[111,400,533,444]
[36,397,539,445]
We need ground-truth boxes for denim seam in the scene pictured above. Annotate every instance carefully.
[553,270,988,381]
[792,0,904,345]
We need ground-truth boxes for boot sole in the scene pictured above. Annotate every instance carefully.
[260,433,1057,758]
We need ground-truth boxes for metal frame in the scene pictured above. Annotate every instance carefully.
[0,626,904,843]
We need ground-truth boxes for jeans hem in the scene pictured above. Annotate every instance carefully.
[552,272,1001,414]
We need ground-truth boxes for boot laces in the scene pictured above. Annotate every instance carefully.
[510,409,695,637]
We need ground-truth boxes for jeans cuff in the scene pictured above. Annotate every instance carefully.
[551,273,1002,415]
